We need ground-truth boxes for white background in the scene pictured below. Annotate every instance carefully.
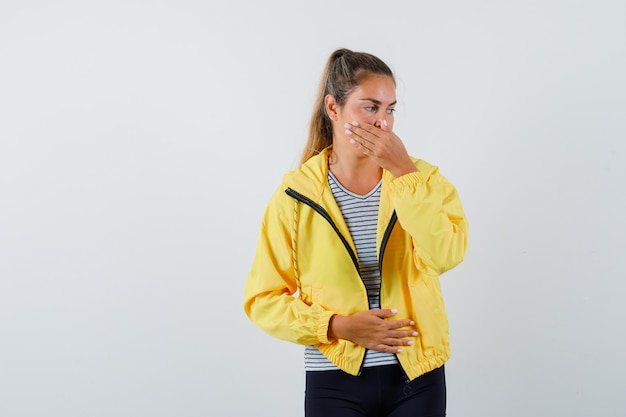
[1,1,624,416]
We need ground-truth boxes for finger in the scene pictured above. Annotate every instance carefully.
[350,137,370,153]
[386,319,417,330]
[383,337,415,347]
[388,329,419,339]
[373,344,404,354]
[344,126,373,151]
[350,129,391,156]
[348,121,378,134]
[374,308,399,319]
[345,122,381,143]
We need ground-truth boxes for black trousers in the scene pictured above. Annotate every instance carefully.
[305,364,446,417]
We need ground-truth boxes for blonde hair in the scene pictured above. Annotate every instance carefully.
[301,48,395,164]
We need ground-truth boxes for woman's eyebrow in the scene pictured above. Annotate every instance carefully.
[359,98,397,106]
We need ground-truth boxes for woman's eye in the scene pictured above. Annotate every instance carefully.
[387,108,396,115]
[364,106,377,113]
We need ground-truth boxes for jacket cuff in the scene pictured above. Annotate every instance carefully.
[316,310,336,344]
[389,168,433,190]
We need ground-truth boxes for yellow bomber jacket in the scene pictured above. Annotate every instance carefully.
[243,149,468,381]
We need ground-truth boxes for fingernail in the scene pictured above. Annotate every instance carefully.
[410,321,415,325]
[397,348,403,353]
[345,129,352,135]
[407,340,414,345]
[344,123,351,129]
[351,121,359,126]
[412,331,418,336]
[391,309,398,314]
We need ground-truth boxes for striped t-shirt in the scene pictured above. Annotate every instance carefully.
[304,171,398,371]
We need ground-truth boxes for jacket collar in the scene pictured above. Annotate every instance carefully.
[282,147,397,249]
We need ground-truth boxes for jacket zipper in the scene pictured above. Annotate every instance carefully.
[378,211,412,383]
[378,210,397,274]
[285,188,359,271]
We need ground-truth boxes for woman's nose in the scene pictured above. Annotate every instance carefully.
[374,118,388,128]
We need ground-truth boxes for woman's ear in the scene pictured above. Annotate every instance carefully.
[324,94,338,121]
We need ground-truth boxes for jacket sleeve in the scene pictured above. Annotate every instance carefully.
[387,161,469,275]
[243,189,335,345]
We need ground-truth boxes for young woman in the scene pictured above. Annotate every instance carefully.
[244,48,468,417]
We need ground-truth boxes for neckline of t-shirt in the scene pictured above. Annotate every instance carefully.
[328,171,382,200]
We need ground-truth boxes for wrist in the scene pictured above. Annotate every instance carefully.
[390,164,418,179]
[328,314,345,340]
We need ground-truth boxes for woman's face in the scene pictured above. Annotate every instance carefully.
[337,74,397,130]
